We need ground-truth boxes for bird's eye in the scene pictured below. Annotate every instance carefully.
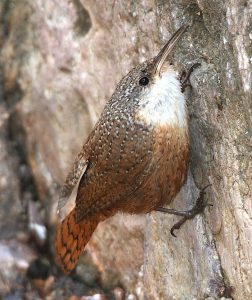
[139,76,149,86]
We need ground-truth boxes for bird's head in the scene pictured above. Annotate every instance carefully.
[110,25,189,129]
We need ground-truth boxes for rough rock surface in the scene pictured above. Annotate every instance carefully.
[0,0,251,299]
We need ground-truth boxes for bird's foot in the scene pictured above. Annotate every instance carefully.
[156,184,212,237]
[180,63,201,92]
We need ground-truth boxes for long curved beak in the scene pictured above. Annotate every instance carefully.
[154,25,189,76]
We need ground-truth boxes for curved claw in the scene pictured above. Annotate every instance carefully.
[180,62,201,92]
[201,183,212,194]
[169,183,213,237]
[170,228,177,238]
[170,216,188,238]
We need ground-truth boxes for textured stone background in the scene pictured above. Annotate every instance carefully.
[0,0,251,299]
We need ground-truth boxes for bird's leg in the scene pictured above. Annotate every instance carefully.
[156,184,212,237]
[180,63,201,92]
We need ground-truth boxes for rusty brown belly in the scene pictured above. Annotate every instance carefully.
[119,125,189,214]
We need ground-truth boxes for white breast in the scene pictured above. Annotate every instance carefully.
[137,69,187,130]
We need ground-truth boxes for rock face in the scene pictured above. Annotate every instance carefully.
[0,0,251,299]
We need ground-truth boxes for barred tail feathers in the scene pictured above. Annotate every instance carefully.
[54,208,99,273]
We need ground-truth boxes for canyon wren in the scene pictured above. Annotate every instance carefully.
[55,25,208,274]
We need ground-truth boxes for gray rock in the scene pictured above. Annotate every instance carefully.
[0,0,251,299]
[0,240,37,295]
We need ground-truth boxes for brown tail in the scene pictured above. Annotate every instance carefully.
[54,208,99,274]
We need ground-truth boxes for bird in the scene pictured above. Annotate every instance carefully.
[54,25,207,274]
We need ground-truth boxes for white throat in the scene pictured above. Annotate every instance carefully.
[137,69,187,130]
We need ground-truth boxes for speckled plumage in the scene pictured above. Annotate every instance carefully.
[55,26,190,273]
